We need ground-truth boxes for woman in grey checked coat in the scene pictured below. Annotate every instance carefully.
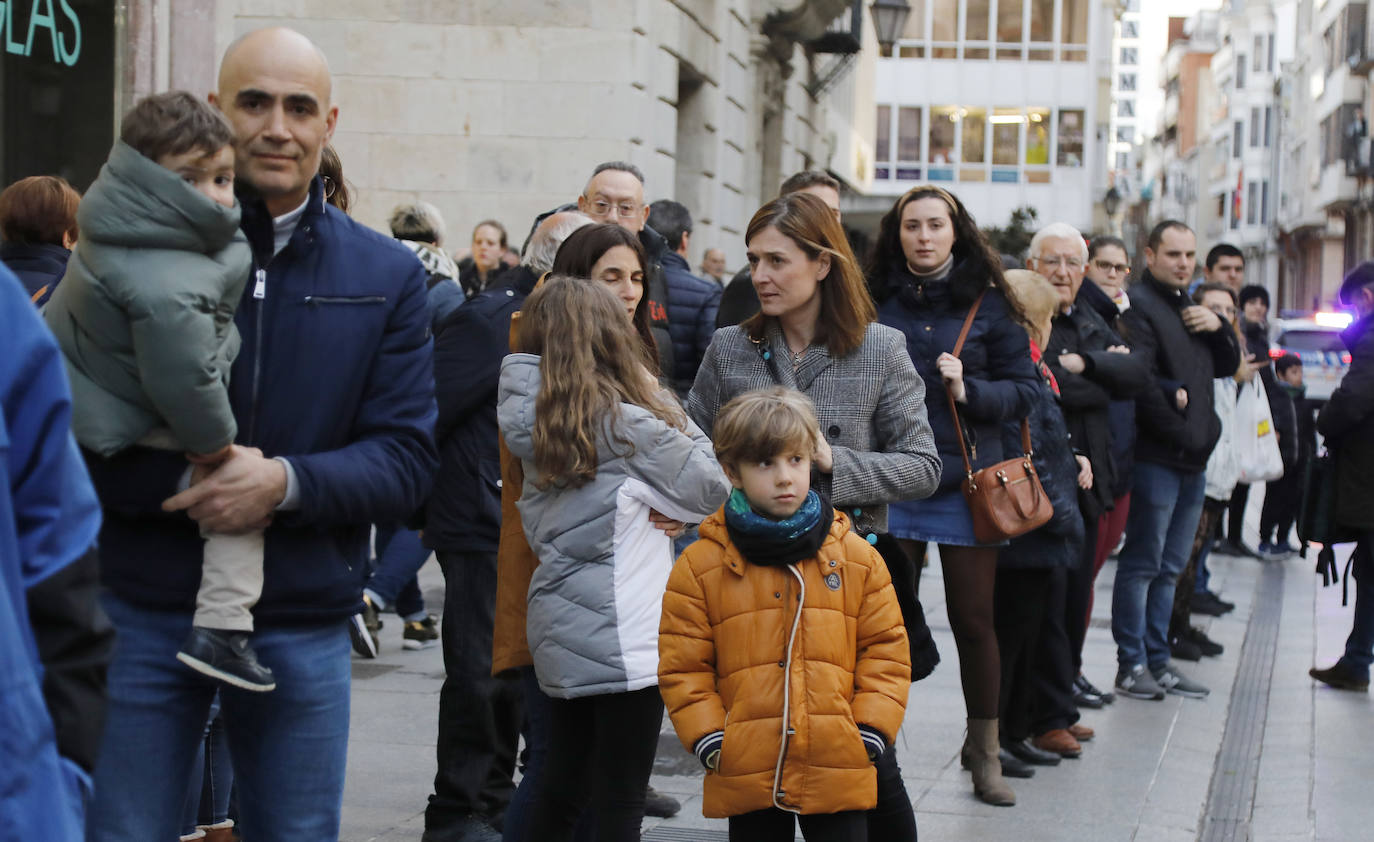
[687,191,940,841]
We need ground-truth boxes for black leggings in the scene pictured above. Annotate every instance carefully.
[730,808,868,842]
[903,541,1001,719]
[526,686,663,842]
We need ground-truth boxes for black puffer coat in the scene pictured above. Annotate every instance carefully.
[1119,271,1242,473]
[1044,292,1150,518]
[873,262,1040,491]
[1078,279,1139,499]
[997,378,1084,569]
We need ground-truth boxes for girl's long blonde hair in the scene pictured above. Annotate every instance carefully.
[516,275,686,489]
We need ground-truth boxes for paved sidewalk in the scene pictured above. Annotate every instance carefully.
[341,508,1371,841]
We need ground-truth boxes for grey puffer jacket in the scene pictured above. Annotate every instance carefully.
[44,140,251,456]
[497,353,729,699]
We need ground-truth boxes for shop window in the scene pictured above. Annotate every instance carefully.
[898,107,923,162]
[902,0,927,40]
[961,107,988,171]
[932,0,957,57]
[1025,107,1050,164]
[997,0,1023,58]
[992,108,1021,165]
[1057,109,1084,166]
[930,106,958,167]
[0,0,116,190]
[876,105,892,165]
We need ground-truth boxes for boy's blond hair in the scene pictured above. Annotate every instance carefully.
[712,387,821,471]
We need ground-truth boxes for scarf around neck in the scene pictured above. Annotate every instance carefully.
[723,488,832,567]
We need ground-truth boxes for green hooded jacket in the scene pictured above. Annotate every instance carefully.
[44,140,251,456]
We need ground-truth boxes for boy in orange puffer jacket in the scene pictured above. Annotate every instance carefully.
[658,387,911,841]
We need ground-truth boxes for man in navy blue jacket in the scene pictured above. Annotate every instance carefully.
[86,29,437,842]
[647,199,722,395]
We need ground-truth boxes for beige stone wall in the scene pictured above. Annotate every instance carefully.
[208,0,857,267]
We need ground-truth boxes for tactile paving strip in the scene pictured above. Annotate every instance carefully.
[1199,561,1286,841]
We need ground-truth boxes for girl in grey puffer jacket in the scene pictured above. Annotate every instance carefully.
[497,277,729,840]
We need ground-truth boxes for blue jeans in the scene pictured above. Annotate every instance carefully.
[89,592,351,842]
[180,696,233,835]
[368,523,431,619]
[1111,462,1206,669]
[1342,537,1374,679]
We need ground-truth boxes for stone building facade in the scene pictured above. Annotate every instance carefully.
[91,0,875,268]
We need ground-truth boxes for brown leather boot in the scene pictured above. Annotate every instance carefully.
[966,718,1016,806]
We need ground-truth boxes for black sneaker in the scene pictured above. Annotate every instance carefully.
[1170,634,1203,661]
[402,615,439,650]
[1075,673,1115,705]
[644,785,681,818]
[348,594,381,658]
[1073,684,1106,709]
[1190,591,1232,617]
[177,627,276,692]
[1182,625,1224,657]
[1203,589,1235,611]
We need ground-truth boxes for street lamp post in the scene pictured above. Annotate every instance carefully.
[1103,186,1122,236]
[870,0,911,57]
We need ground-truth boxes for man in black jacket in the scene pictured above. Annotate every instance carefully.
[1110,221,1241,702]
[420,211,591,842]
[1310,264,1374,692]
[1032,223,1149,713]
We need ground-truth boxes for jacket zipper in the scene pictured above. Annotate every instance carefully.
[772,564,806,814]
[249,268,267,443]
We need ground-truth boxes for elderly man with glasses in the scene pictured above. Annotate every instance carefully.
[1018,224,1149,758]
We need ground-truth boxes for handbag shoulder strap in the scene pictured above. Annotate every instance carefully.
[945,291,987,476]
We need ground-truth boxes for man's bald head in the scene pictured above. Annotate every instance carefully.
[211,27,338,215]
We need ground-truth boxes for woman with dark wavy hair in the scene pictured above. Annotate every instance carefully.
[867,184,1040,807]
[552,222,660,371]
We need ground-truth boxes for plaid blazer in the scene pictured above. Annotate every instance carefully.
[688,322,940,535]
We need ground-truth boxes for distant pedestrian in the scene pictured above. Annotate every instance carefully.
[460,219,512,299]
[1258,353,1316,555]
[498,277,728,841]
[700,247,727,283]
[0,174,80,307]
[648,199,723,395]
[1309,264,1374,692]
[659,387,910,841]
[389,201,464,331]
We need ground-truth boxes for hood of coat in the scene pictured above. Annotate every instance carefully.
[696,504,854,577]
[76,140,243,254]
[496,353,542,464]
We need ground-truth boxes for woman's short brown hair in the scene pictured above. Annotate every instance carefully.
[0,175,81,245]
[743,191,875,357]
[712,387,821,472]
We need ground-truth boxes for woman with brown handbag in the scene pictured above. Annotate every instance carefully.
[867,185,1041,806]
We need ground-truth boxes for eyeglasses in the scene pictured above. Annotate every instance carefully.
[1092,259,1130,276]
[588,199,641,219]
[1035,257,1085,270]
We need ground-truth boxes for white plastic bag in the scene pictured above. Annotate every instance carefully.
[1205,378,1240,500]
[1234,377,1284,483]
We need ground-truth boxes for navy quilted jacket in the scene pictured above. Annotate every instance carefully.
[661,251,722,394]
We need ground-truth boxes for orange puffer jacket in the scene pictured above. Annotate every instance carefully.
[658,506,910,818]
